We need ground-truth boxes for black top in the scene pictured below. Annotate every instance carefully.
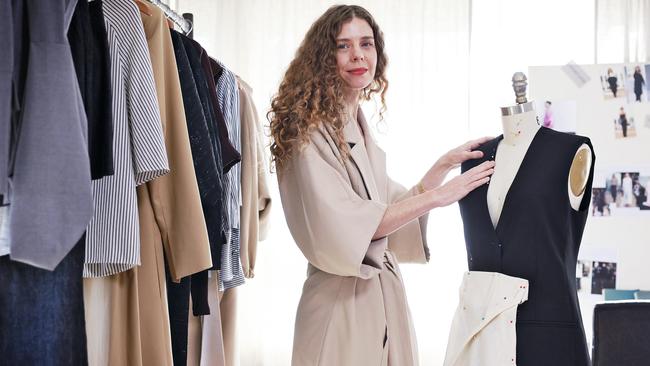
[607,76,618,91]
[459,127,595,366]
[634,72,645,94]
[68,0,114,180]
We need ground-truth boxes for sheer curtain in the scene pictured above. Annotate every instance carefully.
[469,0,595,137]
[596,0,650,63]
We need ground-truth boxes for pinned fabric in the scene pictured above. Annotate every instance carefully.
[444,271,529,366]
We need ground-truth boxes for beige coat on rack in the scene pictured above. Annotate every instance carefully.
[237,77,272,279]
[278,108,429,366]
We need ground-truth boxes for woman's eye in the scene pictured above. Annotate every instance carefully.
[337,43,349,49]
[362,42,374,47]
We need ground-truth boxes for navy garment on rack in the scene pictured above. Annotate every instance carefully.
[180,32,229,247]
[0,238,88,366]
[172,29,225,272]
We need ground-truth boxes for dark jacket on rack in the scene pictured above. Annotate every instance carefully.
[196,44,241,173]
[68,0,114,180]
[178,32,230,269]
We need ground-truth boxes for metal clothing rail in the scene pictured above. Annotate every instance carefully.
[148,0,193,36]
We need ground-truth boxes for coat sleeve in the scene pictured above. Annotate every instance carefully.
[279,144,388,278]
[386,177,430,264]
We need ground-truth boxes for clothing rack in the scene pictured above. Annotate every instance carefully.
[147,0,193,36]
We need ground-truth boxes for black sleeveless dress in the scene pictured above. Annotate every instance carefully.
[459,127,595,366]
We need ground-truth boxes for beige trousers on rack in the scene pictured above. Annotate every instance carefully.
[187,271,237,366]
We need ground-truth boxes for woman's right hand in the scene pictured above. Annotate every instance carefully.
[429,160,495,207]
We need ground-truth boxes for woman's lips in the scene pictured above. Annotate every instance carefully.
[348,68,368,76]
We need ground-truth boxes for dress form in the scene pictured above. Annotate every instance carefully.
[487,108,540,227]
[487,73,593,228]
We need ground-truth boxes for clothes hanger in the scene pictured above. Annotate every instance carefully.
[146,0,193,35]
[133,0,152,16]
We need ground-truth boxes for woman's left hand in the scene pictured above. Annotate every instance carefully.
[437,136,493,171]
[419,136,492,191]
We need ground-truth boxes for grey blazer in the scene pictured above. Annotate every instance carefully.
[7,0,92,270]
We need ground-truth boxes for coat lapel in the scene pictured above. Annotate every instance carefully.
[342,109,385,203]
[357,109,387,203]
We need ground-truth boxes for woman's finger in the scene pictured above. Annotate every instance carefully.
[469,176,491,190]
[472,168,494,180]
[466,160,495,175]
[463,150,484,160]
[466,136,493,150]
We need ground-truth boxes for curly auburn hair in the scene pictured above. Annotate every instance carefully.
[268,5,388,170]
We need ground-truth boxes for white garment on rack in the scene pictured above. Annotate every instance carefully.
[444,271,529,366]
[0,205,9,257]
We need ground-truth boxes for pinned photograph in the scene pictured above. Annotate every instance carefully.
[591,169,650,216]
[591,188,610,216]
[535,100,577,133]
[576,246,618,297]
[625,65,647,103]
[591,261,617,295]
[601,66,626,100]
[613,106,637,138]
[645,64,650,99]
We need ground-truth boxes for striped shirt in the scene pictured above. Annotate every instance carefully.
[216,63,245,290]
[83,0,169,277]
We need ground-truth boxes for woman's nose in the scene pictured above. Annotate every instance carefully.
[352,47,364,62]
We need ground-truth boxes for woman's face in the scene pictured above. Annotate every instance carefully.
[335,17,377,92]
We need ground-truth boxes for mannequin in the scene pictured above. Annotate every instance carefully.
[447,73,596,366]
[487,107,593,227]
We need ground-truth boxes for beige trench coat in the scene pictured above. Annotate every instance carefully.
[278,109,430,366]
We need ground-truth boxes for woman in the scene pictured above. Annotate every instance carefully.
[543,100,553,128]
[269,5,494,365]
[622,173,634,207]
[607,68,618,98]
[634,65,645,102]
[609,173,619,203]
[619,106,629,137]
